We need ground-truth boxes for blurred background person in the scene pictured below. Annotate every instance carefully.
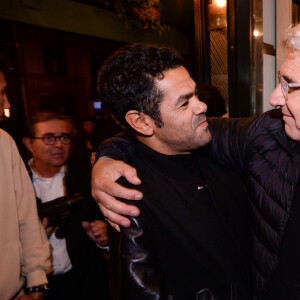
[72,115,99,167]
[72,104,121,168]
[23,111,109,300]
[82,115,96,148]
[198,84,228,117]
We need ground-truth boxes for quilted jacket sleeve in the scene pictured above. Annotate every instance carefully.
[95,132,138,164]
[208,111,277,175]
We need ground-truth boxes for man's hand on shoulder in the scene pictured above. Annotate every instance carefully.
[91,157,143,231]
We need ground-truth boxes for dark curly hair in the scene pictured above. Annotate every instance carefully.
[97,43,183,130]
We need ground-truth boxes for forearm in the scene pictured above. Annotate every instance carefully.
[95,132,138,164]
[91,134,143,230]
[15,149,50,286]
[208,116,253,174]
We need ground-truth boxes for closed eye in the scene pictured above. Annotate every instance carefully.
[289,87,300,94]
[180,100,190,107]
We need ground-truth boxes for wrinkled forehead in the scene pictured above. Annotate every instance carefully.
[281,49,300,82]
[34,119,72,135]
[157,66,195,96]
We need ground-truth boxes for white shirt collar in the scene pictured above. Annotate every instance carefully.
[28,158,66,182]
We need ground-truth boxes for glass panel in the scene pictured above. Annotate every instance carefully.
[206,0,228,109]
[252,0,263,114]
[292,1,300,24]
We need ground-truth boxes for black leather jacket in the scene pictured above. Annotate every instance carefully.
[109,217,237,300]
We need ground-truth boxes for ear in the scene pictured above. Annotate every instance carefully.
[23,137,33,153]
[125,110,154,136]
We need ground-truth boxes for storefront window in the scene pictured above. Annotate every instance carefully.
[207,0,228,108]
[252,0,263,113]
[293,0,300,24]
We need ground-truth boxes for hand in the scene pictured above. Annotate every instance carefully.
[42,217,54,238]
[16,292,44,300]
[86,140,94,150]
[91,157,142,231]
[82,220,108,246]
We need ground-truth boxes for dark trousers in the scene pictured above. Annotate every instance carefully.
[47,264,109,300]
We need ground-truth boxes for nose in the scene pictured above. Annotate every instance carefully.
[53,137,64,146]
[269,84,286,107]
[193,97,207,115]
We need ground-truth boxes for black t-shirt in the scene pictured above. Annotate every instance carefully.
[112,141,249,299]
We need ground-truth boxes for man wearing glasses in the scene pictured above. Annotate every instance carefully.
[91,24,300,299]
[23,111,109,300]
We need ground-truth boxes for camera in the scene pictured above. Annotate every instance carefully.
[37,193,84,237]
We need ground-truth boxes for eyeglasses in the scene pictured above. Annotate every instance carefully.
[31,134,73,145]
[278,71,300,101]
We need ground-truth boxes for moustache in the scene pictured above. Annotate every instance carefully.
[192,113,207,130]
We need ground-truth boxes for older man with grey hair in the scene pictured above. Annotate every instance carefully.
[207,23,300,299]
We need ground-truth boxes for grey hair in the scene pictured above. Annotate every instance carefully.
[282,23,300,50]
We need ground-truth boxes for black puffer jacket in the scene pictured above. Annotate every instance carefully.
[209,109,300,299]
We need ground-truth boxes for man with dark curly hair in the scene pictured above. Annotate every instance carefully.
[95,43,250,300]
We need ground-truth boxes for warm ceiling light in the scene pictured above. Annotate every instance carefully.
[4,109,10,118]
[215,0,226,7]
[253,30,259,37]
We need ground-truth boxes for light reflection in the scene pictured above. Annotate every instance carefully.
[253,30,260,37]
[4,109,10,118]
[215,0,226,8]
